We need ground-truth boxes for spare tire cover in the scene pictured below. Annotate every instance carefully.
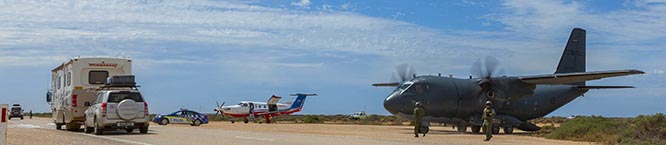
[117,99,139,120]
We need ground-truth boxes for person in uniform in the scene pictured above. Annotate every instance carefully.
[413,102,426,137]
[482,101,496,141]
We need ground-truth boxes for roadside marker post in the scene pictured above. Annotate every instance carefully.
[1,104,7,145]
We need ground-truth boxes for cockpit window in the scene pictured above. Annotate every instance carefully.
[240,103,248,107]
[398,82,428,94]
[399,83,412,90]
[394,82,413,94]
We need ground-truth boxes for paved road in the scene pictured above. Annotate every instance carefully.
[7,118,591,145]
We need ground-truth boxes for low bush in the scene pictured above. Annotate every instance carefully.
[544,114,666,145]
[545,116,625,143]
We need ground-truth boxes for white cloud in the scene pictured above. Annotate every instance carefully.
[291,0,311,7]
[0,0,665,79]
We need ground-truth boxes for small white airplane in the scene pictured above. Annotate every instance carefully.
[214,93,317,123]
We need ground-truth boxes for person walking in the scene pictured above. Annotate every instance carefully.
[29,110,33,119]
[482,101,496,141]
[413,102,426,138]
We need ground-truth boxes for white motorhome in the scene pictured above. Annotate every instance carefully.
[47,57,132,130]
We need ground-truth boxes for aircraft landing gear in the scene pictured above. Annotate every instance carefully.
[456,122,468,133]
[243,118,249,124]
[231,120,235,124]
[491,126,500,134]
[419,126,429,134]
[503,126,514,134]
[471,126,481,134]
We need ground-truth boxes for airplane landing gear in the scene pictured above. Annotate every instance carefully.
[456,122,468,133]
[419,126,429,134]
[471,126,481,134]
[243,118,249,124]
[491,126,500,134]
[503,126,514,134]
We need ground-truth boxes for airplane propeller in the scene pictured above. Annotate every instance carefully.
[372,64,416,87]
[214,101,225,116]
[470,56,508,101]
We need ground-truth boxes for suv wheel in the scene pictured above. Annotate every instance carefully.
[193,119,202,126]
[125,128,134,133]
[55,123,62,130]
[93,118,103,135]
[139,127,148,134]
[84,124,93,133]
[20,116,24,120]
[160,119,169,125]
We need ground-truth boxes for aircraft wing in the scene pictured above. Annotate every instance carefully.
[267,95,281,105]
[518,69,644,84]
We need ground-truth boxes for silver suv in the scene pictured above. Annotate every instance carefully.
[84,90,149,135]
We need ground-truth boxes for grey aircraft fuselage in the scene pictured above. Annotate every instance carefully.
[383,76,586,126]
[377,28,642,133]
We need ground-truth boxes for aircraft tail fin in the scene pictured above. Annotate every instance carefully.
[288,93,317,110]
[556,28,586,85]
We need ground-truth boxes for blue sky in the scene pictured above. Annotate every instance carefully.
[0,0,664,117]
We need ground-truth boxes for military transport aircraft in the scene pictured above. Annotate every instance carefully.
[213,93,317,123]
[372,28,645,134]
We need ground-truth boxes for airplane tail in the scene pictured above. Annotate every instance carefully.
[556,28,586,85]
[288,93,317,110]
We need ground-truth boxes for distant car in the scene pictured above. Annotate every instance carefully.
[9,104,24,120]
[153,109,208,126]
[349,111,366,120]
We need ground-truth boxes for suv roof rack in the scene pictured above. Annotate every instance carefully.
[99,75,140,90]
[98,84,140,90]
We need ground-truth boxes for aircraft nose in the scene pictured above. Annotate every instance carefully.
[383,93,401,115]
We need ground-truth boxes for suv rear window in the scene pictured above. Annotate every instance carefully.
[107,92,144,103]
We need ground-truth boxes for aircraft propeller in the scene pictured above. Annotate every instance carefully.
[214,101,225,116]
[470,56,508,100]
[372,64,416,87]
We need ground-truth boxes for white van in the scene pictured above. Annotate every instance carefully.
[47,57,132,130]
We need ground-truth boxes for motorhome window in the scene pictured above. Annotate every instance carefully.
[66,72,71,86]
[107,92,144,103]
[57,76,61,89]
[89,71,109,84]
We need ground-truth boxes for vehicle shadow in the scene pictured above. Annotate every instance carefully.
[67,128,158,136]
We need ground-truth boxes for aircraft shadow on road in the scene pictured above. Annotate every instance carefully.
[398,128,537,136]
